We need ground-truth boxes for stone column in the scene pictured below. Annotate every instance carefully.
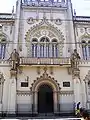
[73,70,82,110]
[53,91,58,114]
[84,79,89,109]
[7,70,17,115]
[0,73,4,114]
[33,91,38,114]
[14,0,21,49]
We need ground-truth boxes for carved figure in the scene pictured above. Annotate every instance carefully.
[70,49,80,69]
[9,49,20,70]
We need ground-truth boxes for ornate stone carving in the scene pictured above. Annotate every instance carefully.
[70,49,81,78]
[25,20,65,57]
[0,72,5,84]
[10,69,17,78]
[17,90,31,96]
[70,49,80,69]
[50,67,53,75]
[9,49,20,71]
[85,70,90,82]
[30,70,61,91]
[27,17,34,24]
[72,69,80,79]
[55,18,62,25]
[25,20,65,43]
[48,31,56,38]
[37,67,40,75]
[34,31,41,38]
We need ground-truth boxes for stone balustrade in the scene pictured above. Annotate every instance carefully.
[20,57,70,65]
[1,58,90,67]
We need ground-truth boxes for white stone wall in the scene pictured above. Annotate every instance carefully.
[0,0,90,114]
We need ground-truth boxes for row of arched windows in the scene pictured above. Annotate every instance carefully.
[82,41,90,60]
[32,37,58,58]
[1,36,90,60]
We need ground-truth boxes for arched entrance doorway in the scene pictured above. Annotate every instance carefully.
[38,84,53,113]
[30,71,61,114]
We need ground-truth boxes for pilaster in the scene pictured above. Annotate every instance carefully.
[7,70,17,115]
[73,69,82,109]
[14,0,21,49]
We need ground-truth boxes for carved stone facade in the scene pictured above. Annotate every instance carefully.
[0,0,90,115]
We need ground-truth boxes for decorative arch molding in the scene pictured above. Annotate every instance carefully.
[25,20,65,43]
[30,71,61,114]
[25,20,65,57]
[30,72,61,92]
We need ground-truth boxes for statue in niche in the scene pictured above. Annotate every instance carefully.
[9,49,20,71]
[70,49,80,70]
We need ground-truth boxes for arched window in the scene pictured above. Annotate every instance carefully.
[31,37,58,58]
[0,38,6,59]
[40,37,49,58]
[32,38,38,57]
[52,39,58,58]
[82,41,87,60]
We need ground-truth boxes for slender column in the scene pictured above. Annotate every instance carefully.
[73,76,82,110]
[84,80,89,109]
[0,74,4,113]
[2,78,9,113]
[53,91,58,113]
[33,91,38,114]
[7,77,16,114]
[14,0,21,49]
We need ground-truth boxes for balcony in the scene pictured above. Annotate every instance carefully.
[20,57,70,66]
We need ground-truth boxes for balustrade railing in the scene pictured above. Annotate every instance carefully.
[20,57,70,65]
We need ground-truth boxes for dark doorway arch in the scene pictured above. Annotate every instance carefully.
[38,84,53,113]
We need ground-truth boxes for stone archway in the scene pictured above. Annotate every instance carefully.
[30,71,61,114]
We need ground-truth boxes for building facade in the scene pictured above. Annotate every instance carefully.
[0,0,90,115]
